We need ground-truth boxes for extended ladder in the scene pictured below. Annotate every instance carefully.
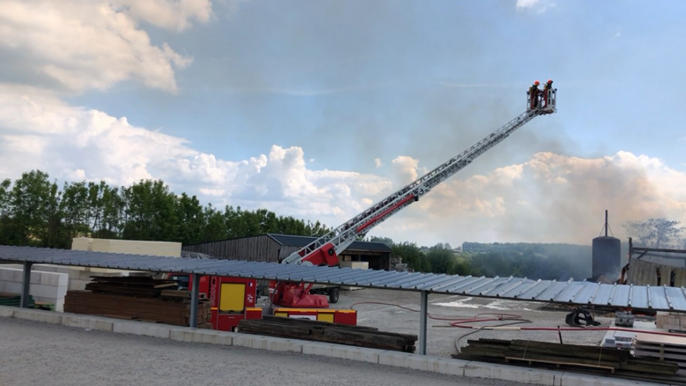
[283,88,557,265]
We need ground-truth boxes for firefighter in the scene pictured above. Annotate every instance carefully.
[529,80,540,110]
[542,79,553,107]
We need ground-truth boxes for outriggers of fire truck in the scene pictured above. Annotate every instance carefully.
[271,84,557,308]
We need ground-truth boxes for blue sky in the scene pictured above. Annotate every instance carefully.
[1,0,685,246]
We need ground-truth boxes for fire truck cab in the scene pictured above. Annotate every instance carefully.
[165,273,262,331]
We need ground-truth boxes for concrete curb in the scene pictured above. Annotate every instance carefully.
[0,306,663,386]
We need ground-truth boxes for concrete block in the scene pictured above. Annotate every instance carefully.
[559,372,657,386]
[14,308,62,324]
[378,352,468,376]
[302,341,381,364]
[170,329,235,346]
[0,269,14,281]
[0,305,15,318]
[29,271,42,285]
[61,314,114,332]
[4,281,22,294]
[38,272,68,287]
[112,320,174,339]
[30,284,59,298]
[11,269,24,282]
[252,336,303,353]
[464,361,560,385]
[232,333,267,349]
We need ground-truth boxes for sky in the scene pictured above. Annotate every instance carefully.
[1,0,685,247]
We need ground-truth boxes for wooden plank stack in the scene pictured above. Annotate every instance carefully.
[458,338,681,383]
[635,333,686,372]
[85,276,178,297]
[238,316,417,353]
[64,276,210,327]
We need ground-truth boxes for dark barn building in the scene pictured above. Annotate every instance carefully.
[183,234,392,270]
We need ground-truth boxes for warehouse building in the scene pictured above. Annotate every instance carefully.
[623,242,686,286]
[183,234,393,270]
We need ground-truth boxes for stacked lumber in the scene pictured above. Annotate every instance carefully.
[85,276,178,297]
[65,291,210,326]
[458,339,682,383]
[238,316,417,352]
[65,276,210,327]
[635,333,686,371]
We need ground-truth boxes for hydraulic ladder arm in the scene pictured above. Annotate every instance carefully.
[283,88,557,266]
[272,87,556,307]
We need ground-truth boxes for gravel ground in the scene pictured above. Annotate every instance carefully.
[330,288,612,357]
[0,317,526,386]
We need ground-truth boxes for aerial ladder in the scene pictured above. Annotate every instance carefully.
[272,85,557,307]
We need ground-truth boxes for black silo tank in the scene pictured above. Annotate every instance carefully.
[592,236,621,280]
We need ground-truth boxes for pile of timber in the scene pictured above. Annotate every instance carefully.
[238,316,417,353]
[458,339,683,384]
[64,276,210,327]
[85,276,178,297]
[635,333,686,372]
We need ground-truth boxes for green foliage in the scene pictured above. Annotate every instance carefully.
[391,241,431,272]
[427,244,456,274]
[0,170,331,248]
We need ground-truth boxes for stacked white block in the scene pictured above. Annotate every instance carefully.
[73,237,181,257]
[5,264,147,291]
[0,268,68,311]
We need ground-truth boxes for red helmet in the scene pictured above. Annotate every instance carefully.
[547,79,553,84]
[534,80,540,86]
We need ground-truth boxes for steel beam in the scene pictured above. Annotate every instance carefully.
[20,261,33,308]
[189,273,200,328]
[418,290,428,355]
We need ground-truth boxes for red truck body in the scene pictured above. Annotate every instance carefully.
[166,273,261,331]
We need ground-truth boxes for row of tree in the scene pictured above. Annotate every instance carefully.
[0,170,329,249]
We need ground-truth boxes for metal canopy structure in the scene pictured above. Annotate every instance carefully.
[4,245,686,355]
[3,245,686,312]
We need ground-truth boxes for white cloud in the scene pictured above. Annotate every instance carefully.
[112,0,213,31]
[0,1,202,93]
[373,151,686,246]
[515,0,555,13]
[1,85,685,247]
[516,0,540,9]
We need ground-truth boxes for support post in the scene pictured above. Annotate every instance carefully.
[189,273,200,328]
[419,290,428,355]
[20,261,33,308]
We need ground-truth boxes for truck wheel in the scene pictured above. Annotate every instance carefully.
[328,287,340,304]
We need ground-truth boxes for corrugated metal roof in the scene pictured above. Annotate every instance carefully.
[267,234,392,252]
[183,233,392,252]
[2,245,685,312]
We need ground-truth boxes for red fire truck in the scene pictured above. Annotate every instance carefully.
[166,273,262,331]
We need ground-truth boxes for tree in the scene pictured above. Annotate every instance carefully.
[122,180,179,241]
[427,244,456,274]
[624,218,684,249]
[9,170,54,246]
[369,236,394,248]
[392,242,431,272]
